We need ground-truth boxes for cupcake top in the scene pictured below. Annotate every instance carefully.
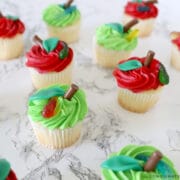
[96,20,138,51]
[28,84,88,130]
[171,32,180,50]
[101,145,179,180]
[0,159,17,180]
[124,0,158,20]
[113,51,169,93]
[0,13,25,38]
[42,1,80,27]
[26,36,73,73]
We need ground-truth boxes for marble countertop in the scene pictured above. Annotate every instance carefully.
[0,0,180,179]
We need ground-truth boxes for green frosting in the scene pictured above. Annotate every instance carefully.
[96,23,138,51]
[101,145,179,180]
[42,4,81,27]
[28,85,88,130]
[0,159,11,180]
[118,60,142,71]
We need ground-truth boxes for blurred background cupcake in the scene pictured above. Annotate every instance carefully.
[0,12,25,60]
[123,0,158,37]
[28,84,88,149]
[93,19,139,68]
[26,35,74,89]
[42,0,81,44]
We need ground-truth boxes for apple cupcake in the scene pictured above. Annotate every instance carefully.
[42,0,81,44]
[0,159,17,180]
[113,51,169,113]
[26,35,73,89]
[101,145,179,180]
[170,31,180,70]
[94,19,139,68]
[123,0,158,37]
[0,12,25,60]
[28,84,88,149]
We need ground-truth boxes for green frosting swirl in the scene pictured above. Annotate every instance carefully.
[28,85,88,130]
[42,4,81,27]
[101,145,179,180]
[96,23,138,51]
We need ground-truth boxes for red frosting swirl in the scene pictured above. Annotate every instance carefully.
[113,57,162,93]
[124,2,158,19]
[6,170,17,180]
[0,17,25,38]
[26,41,73,73]
[172,37,180,50]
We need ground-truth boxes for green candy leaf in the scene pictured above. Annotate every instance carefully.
[106,23,124,34]
[133,0,143,2]
[0,159,11,180]
[158,63,169,85]
[6,15,19,21]
[101,155,143,172]
[29,86,65,101]
[42,38,59,53]
[118,60,142,71]
[65,6,77,14]
[59,43,69,59]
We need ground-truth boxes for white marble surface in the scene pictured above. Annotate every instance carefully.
[0,0,180,179]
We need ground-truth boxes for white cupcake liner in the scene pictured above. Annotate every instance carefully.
[123,14,155,37]
[29,61,73,89]
[118,87,162,113]
[171,44,180,70]
[0,34,24,60]
[46,20,81,44]
[30,120,82,149]
[93,37,132,68]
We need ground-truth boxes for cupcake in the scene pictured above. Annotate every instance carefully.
[123,0,158,37]
[28,84,88,149]
[0,159,17,180]
[42,0,81,44]
[26,35,73,89]
[170,31,180,70]
[101,145,179,180]
[93,19,139,68]
[0,12,25,60]
[113,51,169,113]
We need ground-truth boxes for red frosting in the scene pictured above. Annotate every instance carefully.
[0,17,25,38]
[124,2,158,19]
[6,170,17,180]
[26,41,73,73]
[113,57,162,93]
[172,37,180,50]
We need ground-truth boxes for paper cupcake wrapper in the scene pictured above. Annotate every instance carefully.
[46,20,81,44]
[93,37,132,68]
[29,61,73,89]
[0,34,24,60]
[31,120,82,149]
[123,14,155,37]
[118,87,162,113]
[171,44,180,70]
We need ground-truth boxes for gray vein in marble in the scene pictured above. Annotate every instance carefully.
[167,130,180,151]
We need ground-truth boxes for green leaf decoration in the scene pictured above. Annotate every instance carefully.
[101,155,143,172]
[118,60,142,71]
[6,15,19,21]
[133,0,143,2]
[158,63,169,85]
[42,38,59,53]
[106,23,124,34]
[59,42,69,59]
[65,6,77,14]
[0,159,11,180]
[29,86,65,101]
